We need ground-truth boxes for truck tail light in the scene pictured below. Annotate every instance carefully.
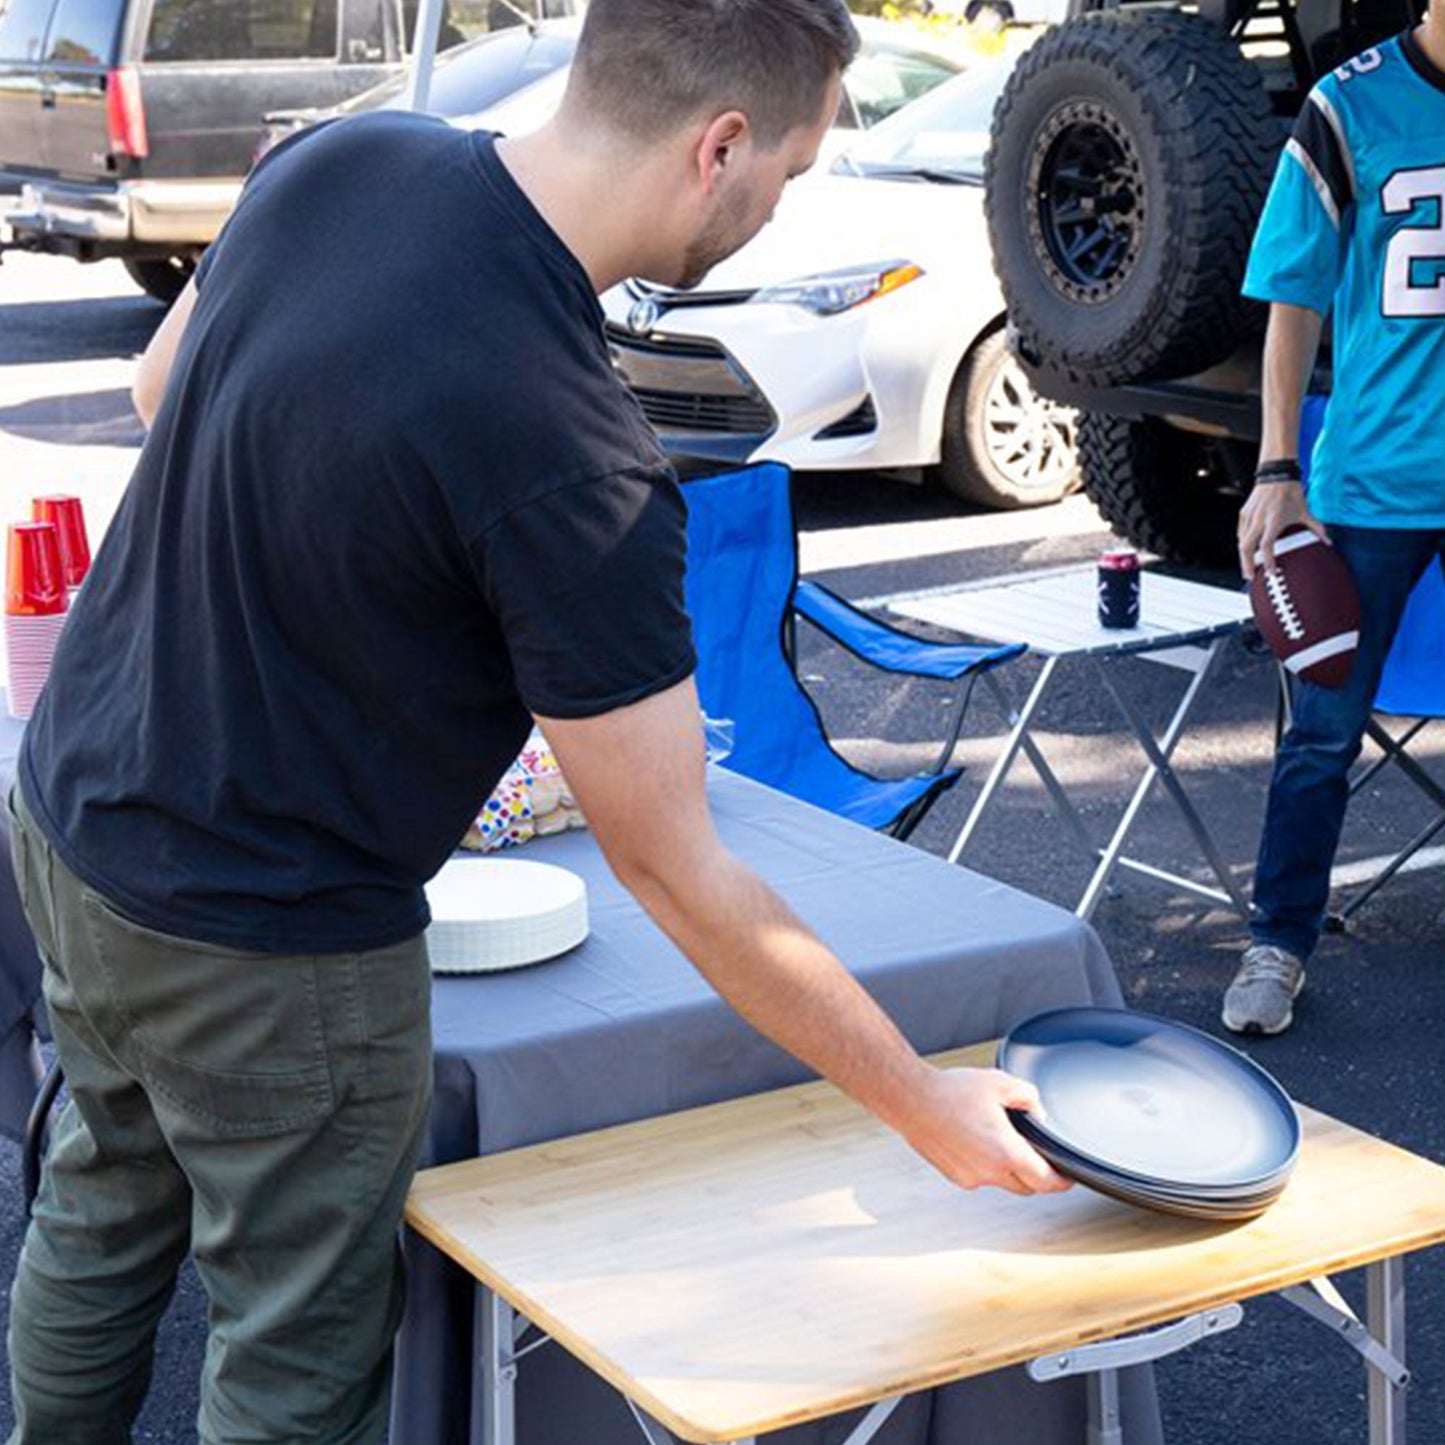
[106,68,149,159]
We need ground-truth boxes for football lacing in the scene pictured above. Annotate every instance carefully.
[1265,569,1306,642]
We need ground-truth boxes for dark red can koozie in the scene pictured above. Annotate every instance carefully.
[1098,549,1141,630]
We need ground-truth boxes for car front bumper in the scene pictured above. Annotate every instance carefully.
[602,275,973,477]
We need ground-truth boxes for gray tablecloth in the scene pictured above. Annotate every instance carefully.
[0,722,1159,1445]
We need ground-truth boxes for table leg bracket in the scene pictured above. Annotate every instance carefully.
[1280,1280,1410,1389]
[1028,1303,1244,1381]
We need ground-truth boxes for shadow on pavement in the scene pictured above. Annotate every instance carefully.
[0,295,163,366]
[0,388,144,448]
[793,468,973,532]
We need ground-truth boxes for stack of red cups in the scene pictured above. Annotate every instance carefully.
[32,495,91,598]
[6,521,68,720]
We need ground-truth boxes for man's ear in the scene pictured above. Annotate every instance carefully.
[694,110,750,195]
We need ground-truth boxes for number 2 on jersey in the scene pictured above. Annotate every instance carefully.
[1382,166,1445,318]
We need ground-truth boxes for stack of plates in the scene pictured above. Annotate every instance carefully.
[425,857,588,974]
[998,1007,1300,1220]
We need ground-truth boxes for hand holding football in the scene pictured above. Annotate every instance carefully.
[1248,526,1359,688]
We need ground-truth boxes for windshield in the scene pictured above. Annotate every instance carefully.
[339,23,578,117]
[838,57,1013,182]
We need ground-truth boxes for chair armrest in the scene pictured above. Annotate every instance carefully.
[793,580,1025,680]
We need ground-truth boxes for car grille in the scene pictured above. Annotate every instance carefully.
[606,324,776,437]
[629,387,775,434]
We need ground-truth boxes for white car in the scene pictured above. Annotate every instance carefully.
[600,58,1078,509]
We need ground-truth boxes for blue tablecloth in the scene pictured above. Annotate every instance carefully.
[0,716,1159,1445]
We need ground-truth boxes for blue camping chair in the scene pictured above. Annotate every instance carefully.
[1296,395,1445,927]
[682,463,1024,839]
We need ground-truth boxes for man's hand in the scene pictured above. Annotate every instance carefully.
[903,1067,1071,1196]
[1237,479,1328,581]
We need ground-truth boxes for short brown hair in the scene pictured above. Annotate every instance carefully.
[569,0,859,149]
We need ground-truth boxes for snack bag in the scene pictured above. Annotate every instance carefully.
[462,729,586,852]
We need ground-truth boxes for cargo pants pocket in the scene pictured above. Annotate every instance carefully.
[79,888,336,1139]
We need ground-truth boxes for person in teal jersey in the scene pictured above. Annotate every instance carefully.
[1227,5,1445,1034]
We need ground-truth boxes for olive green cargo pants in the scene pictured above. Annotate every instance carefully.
[5,785,433,1444]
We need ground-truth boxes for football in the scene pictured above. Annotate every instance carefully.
[1248,526,1360,688]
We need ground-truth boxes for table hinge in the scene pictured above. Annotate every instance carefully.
[1280,1278,1410,1388]
[1028,1304,1244,1381]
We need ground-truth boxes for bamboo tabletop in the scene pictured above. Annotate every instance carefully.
[406,1042,1445,1444]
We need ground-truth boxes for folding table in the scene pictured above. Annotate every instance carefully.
[407,1040,1445,1445]
[885,567,1254,920]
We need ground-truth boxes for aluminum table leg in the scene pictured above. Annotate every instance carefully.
[1081,642,1250,921]
[954,661,1097,866]
[1087,1370,1122,1445]
[475,1287,518,1445]
[1368,1258,1407,1445]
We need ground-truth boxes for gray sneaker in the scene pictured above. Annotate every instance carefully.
[1222,944,1306,1035]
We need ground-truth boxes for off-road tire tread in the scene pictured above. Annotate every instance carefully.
[1077,411,1242,567]
[986,12,1281,386]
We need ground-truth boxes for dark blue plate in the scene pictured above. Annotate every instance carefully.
[998,1007,1300,1191]
[1011,1113,1288,1220]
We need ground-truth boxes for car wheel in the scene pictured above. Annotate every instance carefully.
[939,329,1080,510]
[1077,412,1245,568]
[123,256,197,307]
[984,12,1279,387]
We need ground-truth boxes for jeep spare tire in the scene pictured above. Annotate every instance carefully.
[1077,413,1244,569]
[986,12,1279,388]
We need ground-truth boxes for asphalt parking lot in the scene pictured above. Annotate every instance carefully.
[0,252,1441,1445]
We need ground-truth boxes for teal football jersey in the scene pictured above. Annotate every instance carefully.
[1244,29,1445,527]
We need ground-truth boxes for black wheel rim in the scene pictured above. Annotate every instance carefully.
[1029,100,1145,304]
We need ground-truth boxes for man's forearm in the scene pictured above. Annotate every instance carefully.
[620,846,933,1133]
[1259,301,1325,462]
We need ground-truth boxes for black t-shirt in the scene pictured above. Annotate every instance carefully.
[21,113,695,954]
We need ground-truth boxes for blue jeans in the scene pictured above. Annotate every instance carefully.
[1253,524,1445,961]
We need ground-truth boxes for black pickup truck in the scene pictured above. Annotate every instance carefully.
[0,0,567,303]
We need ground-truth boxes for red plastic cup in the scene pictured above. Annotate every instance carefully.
[7,523,66,617]
[32,495,90,589]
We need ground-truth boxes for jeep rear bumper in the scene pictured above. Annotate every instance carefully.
[1017,330,1334,444]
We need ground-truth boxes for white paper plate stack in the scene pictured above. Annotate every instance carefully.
[425,857,588,974]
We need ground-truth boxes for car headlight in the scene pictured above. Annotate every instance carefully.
[752,261,924,316]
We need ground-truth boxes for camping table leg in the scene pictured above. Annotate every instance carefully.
[1087,1370,1122,1445]
[476,1287,518,1445]
[1079,641,1251,922]
[952,660,1097,867]
[1030,1305,1243,1445]
[1368,1258,1407,1445]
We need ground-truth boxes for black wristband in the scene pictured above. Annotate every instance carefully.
[1254,458,1303,484]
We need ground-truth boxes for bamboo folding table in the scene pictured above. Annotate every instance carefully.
[406,1042,1445,1445]
[883,567,1255,921]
